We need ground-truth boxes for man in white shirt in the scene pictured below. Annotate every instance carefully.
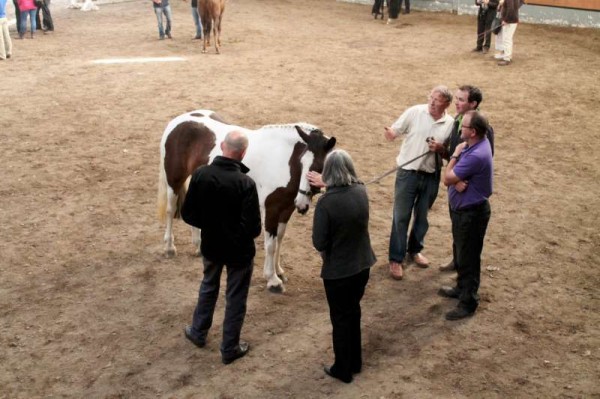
[384,85,454,280]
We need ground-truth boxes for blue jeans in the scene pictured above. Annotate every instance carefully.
[191,6,202,38]
[190,257,254,357]
[154,5,172,38]
[389,169,440,262]
[19,9,37,35]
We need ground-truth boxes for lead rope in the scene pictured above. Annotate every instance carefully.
[364,150,431,186]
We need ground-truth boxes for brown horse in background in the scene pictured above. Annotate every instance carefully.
[198,0,225,54]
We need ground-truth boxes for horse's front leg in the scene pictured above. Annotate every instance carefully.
[191,227,201,256]
[263,232,284,293]
[274,222,288,283]
[163,190,178,257]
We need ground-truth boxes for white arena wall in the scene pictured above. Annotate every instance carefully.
[341,0,600,28]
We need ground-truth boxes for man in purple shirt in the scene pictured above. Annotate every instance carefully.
[440,110,493,320]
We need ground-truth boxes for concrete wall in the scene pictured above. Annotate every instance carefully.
[341,0,600,28]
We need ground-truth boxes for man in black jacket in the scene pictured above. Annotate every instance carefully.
[181,130,262,365]
[473,0,499,53]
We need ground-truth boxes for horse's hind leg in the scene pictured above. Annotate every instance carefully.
[263,232,284,293]
[202,20,211,53]
[215,14,222,54]
[164,187,178,257]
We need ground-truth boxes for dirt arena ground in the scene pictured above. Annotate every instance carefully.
[1,0,599,397]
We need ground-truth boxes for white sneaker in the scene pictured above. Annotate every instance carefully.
[494,53,504,60]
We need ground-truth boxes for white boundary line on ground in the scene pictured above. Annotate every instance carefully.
[91,57,186,64]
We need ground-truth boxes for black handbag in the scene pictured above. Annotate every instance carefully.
[34,0,44,6]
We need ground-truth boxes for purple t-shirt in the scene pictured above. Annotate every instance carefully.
[449,138,493,211]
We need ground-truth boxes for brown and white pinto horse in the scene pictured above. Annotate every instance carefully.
[157,110,336,292]
[198,0,225,54]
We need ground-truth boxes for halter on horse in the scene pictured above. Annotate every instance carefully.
[157,110,336,292]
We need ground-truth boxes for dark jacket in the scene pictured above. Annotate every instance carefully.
[182,156,262,264]
[312,184,376,280]
[476,0,499,10]
[444,116,495,160]
[501,0,523,24]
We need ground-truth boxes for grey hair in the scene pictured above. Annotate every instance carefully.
[224,130,249,153]
[322,149,361,187]
[431,85,453,104]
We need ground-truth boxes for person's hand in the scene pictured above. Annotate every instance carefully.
[453,142,467,158]
[427,138,444,154]
[455,180,468,192]
[307,171,325,188]
[384,127,397,142]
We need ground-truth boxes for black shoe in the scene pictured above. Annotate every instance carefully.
[184,326,206,348]
[471,47,483,52]
[438,286,460,299]
[445,307,474,320]
[222,342,250,364]
[324,365,352,383]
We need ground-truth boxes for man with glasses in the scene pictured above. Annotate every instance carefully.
[384,85,454,280]
[439,110,493,320]
[429,85,494,273]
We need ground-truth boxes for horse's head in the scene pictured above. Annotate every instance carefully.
[293,125,336,214]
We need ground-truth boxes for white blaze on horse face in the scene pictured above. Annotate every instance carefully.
[294,151,314,213]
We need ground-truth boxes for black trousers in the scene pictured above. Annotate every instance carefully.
[324,268,370,381]
[476,8,496,50]
[399,0,410,13]
[451,201,491,312]
[13,0,21,33]
[388,0,400,18]
[190,257,254,357]
[36,1,54,31]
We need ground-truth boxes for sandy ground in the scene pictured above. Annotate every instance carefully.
[1,0,599,397]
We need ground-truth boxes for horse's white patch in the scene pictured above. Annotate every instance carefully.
[91,57,186,65]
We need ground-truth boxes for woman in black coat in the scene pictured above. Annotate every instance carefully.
[311,150,377,383]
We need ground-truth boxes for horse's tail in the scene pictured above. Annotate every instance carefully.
[157,154,168,223]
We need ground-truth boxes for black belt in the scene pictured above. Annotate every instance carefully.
[401,169,435,176]
[454,200,488,212]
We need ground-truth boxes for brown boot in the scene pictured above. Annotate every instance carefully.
[31,32,34,39]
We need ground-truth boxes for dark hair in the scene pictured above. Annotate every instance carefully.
[459,85,483,108]
[465,110,489,138]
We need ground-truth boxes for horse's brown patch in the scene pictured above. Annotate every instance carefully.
[263,142,306,236]
[209,112,229,124]
[164,121,216,195]
[190,112,205,118]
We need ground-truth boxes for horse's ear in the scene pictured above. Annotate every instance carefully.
[326,137,336,152]
[294,125,310,143]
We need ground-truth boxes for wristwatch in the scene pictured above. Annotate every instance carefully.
[450,155,459,161]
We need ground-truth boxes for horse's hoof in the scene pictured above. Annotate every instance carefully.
[267,285,285,294]
[165,249,176,258]
[277,274,288,283]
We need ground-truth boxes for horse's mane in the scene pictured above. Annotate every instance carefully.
[259,123,319,132]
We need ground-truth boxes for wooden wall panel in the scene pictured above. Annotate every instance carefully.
[526,0,600,10]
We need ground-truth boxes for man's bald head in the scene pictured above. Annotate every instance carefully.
[221,130,249,160]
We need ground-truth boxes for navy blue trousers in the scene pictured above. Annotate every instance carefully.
[190,257,254,357]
